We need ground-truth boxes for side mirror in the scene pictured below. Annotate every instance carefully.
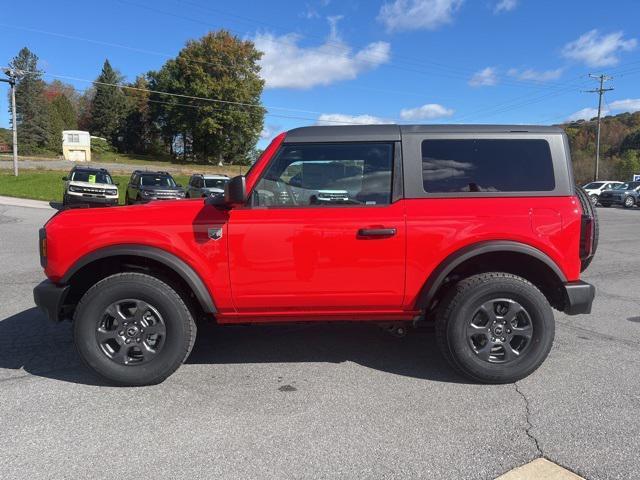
[176,183,183,188]
[114,182,120,186]
[224,175,246,205]
[62,176,68,181]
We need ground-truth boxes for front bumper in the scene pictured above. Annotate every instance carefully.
[33,280,70,322]
[563,281,596,315]
[66,193,118,206]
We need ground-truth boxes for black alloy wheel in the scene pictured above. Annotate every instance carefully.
[96,299,166,365]
[466,298,533,364]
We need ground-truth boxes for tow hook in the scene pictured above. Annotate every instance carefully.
[379,322,409,337]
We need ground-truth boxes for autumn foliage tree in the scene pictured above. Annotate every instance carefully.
[149,31,265,164]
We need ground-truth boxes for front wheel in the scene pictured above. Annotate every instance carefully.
[590,194,599,205]
[624,196,635,208]
[435,272,554,384]
[73,272,197,386]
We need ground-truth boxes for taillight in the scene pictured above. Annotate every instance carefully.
[39,228,47,268]
[579,214,594,259]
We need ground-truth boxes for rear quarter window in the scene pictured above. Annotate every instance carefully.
[421,139,555,193]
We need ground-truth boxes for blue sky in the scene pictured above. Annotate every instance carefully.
[1,0,639,147]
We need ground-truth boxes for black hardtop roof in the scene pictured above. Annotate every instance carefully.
[134,170,173,176]
[71,165,108,172]
[284,124,564,143]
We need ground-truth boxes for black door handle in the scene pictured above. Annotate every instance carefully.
[357,228,397,238]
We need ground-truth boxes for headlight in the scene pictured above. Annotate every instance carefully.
[177,191,186,197]
[68,185,80,192]
[142,190,152,196]
[107,189,118,196]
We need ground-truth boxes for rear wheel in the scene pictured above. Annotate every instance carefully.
[435,272,555,384]
[589,194,599,205]
[73,272,197,386]
[624,195,635,208]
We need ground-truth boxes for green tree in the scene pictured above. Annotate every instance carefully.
[90,59,126,144]
[120,76,155,154]
[149,30,265,164]
[47,93,78,152]
[616,150,640,180]
[8,47,50,154]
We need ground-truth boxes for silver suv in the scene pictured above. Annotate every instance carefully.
[62,166,119,207]
[186,174,230,198]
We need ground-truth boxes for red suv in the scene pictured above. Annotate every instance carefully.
[34,125,596,386]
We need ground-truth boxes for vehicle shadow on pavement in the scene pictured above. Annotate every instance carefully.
[187,322,470,384]
[0,308,469,385]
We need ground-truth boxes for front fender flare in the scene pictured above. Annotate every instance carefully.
[61,244,217,314]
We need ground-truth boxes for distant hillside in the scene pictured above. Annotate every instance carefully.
[560,111,640,184]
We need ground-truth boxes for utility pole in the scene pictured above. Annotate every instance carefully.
[585,74,614,181]
[1,68,21,177]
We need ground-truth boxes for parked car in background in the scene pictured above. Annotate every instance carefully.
[598,181,640,208]
[582,180,623,205]
[62,166,119,207]
[125,170,186,204]
[186,174,229,198]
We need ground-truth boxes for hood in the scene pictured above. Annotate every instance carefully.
[69,180,116,189]
[140,185,184,192]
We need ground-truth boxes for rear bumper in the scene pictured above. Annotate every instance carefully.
[33,280,70,322]
[563,281,596,315]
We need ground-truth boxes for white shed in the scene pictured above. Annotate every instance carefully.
[62,130,91,162]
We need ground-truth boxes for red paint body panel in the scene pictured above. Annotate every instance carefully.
[42,130,585,324]
[403,196,582,307]
[226,202,406,313]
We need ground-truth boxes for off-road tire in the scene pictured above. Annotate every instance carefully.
[74,272,197,386]
[575,185,599,271]
[435,272,555,384]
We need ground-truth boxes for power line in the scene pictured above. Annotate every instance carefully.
[585,74,614,181]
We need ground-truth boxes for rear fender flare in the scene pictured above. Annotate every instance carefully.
[415,241,567,309]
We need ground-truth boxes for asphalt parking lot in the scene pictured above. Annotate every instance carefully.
[1,202,639,480]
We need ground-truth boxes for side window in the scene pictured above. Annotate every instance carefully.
[251,143,394,207]
[421,139,555,193]
[197,178,204,188]
[188,176,195,187]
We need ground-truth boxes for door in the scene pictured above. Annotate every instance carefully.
[69,150,86,162]
[227,141,406,313]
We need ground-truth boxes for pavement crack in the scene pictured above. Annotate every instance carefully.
[514,382,543,458]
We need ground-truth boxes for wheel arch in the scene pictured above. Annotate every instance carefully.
[415,241,568,312]
[61,245,216,315]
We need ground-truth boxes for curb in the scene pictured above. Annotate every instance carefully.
[0,196,53,210]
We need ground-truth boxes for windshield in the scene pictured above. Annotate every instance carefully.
[141,175,176,187]
[204,178,228,189]
[71,170,113,184]
[584,182,604,189]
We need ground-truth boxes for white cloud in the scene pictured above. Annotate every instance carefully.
[562,30,637,67]
[255,18,391,89]
[507,67,563,82]
[567,98,640,122]
[400,103,454,120]
[316,113,390,125]
[494,0,517,13]
[567,107,608,122]
[260,124,281,140]
[610,98,640,113]
[377,0,464,32]
[469,67,498,87]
